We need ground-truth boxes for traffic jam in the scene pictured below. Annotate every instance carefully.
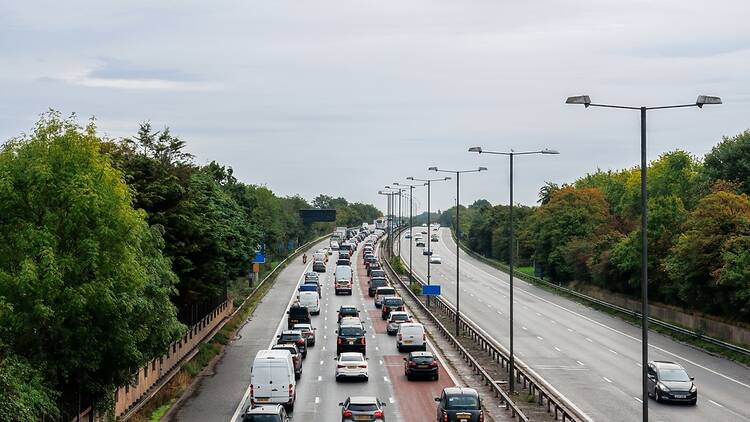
[242,225,487,422]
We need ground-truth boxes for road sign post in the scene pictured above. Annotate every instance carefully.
[421,284,441,296]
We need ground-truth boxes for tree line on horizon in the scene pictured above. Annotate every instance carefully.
[438,130,750,324]
[0,111,380,419]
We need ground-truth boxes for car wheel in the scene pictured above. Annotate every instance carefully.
[690,398,697,405]
[397,344,402,352]
[655,390,662,403]
[434,373,439,381]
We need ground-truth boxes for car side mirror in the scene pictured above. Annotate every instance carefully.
[277,335,281,338]
[690,376,695,381]
[335,330,338,334]
[286,311,289,314]
[338,402,344,406]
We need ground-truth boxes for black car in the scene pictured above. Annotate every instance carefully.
[647,361,697,404]
[367,261,382,276]
[404,351,439,380]
[337,305,360,322]
[336,324,367,355]
[368,278,388,297]
[277,330,307,358]
[313,260,326,272]
[381,296,405,320]
[242,404,290,422]
[340,396,386,421]
[286,304,310,329]
[434,387,483,422]
[369,269,386,280]
[337,258,351,267]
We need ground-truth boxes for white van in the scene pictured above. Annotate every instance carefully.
[330,240,340,250]
[298,291,320,315]
[250,349,296,410]
[397,322,427,352]
[334,265,353,295]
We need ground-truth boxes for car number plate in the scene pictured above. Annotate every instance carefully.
[348,340,355,344]
[403,340,412,344]
[354,416,370,420]
[256,397,270,402]
[674,394,686,398]
[418,364,429,368]
[456,413,471,420]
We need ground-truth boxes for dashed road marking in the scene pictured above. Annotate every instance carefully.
[709,400,724,407]
[315,396,320,404]
[585,337,593,343]
[603,377,612,383]
[634,397,642,403]
[536,336,544,341]
[577,360,584,366]
[609,349,618,355]
[522,326,528,330]
[554,347,561,352]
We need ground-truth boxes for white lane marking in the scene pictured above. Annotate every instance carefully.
[536,336,544,341]
[585,337,593,343]
[603,377,612,383]
[635,362,642,367]
[320,360,324,365]
[554,347,561,352]
[322,346,326,351]
[522,326,528,331]
[497,310,503,315]
[535,312,542,316]
[389,397,395,404]
[609,349,618,355]
[375,346,379,351]
[436,241,750,391]
[323,335,327,339]
[379,360,383,365]
[384,376,390,383]
[567,328,573,332]
[550,320,556,324]
[634,397,642,403]
[317,375,322,381]
[315,397,320,404]
[577,360,585,366]
[709,399,723,407]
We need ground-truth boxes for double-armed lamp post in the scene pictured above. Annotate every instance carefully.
[385,186,407,256]
[393,181,427,287]
[467,146,559,394]
[429,166,487,336]
[565,94,721,421]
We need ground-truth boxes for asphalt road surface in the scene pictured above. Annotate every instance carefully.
[174,236,457,421]
[399,227,750,422]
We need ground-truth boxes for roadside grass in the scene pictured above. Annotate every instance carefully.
[130,249,307,421]
[449,230,750,368]
[516,266,534,277]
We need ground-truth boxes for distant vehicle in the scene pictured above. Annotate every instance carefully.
[293,323,316,346]
[277,330,307,358]
[434,387,483,422]
[298,283,320,297]
[335,266,353,295]
[330,240,340,250]
[313,252,327,262]
[335,352,369,382]
[337,305,360,322]
[336,324,367,355]
[404,351,439,380]
[422,223,427,227]
[404,232,412,239]
[422,248,432,256]
[375,218,386,230]
[647,361,697,404]
[374,287,396,308]
[313,260,326,272]
[339,316,364,329]
[340,396,386,421]
[340,243,353,255]
[298,291,320,315]
[250,350,296,410]
[397,322,426,352]
[429,255,442,264]
[386,311,412,335]
[242,404,290,422]
[367,261,382,276]
[270,343,302,379]
[286,304,310,329]
[431,234,439,242]
[368,277,388,297]
[336,258,351,267]
[369,269,386,280]
[416,240,426,248]
[381,296,405,320]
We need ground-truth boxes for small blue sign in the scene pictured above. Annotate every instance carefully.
[422,285,441,296]
[252,251,266,264]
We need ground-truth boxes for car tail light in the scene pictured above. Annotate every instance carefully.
[297,339,305,346]
[288,383,293,395]
[250,384,254,398]
[408,361,417,367]
[374,410,384,419]
[337,337,343,345]
[443,411,448,422]
[359,337,366,345]
[430,361,438,368]
[342,410,353,418]
[479,411,484,422]
[423,333,426,342]
[358,364,367,368]
[397,334,402,341]
[337,364,346,368]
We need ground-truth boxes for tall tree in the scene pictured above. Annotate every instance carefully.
[703,130,750,195]
[0,112,183,416]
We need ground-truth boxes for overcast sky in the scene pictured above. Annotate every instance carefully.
[2,0,749,214]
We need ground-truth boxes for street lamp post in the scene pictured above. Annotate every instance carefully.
[429,166,487,336]
[378,190,395,252]
[386,186,407,257]
[468,146,558,394]
[566,94,721,421]
[394,182,427,288]
[407,176,450,304]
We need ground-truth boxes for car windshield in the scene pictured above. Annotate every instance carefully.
[340,355,363,362]
[244,415,281,422]
[348,403,377,412]
[339,327,364,337]
[340,308,357,314]
[279,333,301,341]
[659,368,690,382]
[446,395,479,410]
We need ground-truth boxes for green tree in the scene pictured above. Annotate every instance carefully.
[0,112,183,415]
[664,191,750,317]
[0,354,59,421]
[703,130,750,195]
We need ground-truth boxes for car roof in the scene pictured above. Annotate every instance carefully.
[245,404,283,414]
[443,387,479,397]
[339,306,358,311]
[293,323,311,328]
[390,311,408,316]
[349,396,378,405]
[339,323,364,329]
[652,361,683,370]
[281,330,302,335]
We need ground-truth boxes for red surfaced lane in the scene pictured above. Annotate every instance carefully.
[385,354,454,422]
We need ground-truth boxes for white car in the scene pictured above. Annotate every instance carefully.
[335,352,368,381]
[429,255,442,264]
[404,232,412,239]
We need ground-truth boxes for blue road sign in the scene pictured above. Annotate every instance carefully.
[252,251,266,264]
[422,285,441,296]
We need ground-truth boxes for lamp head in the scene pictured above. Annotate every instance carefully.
[468,146,483,153]
[406,176,414,181]
[541,148,560,155]
[428,166,438,171]
[696,95,722,108]
[444,177,452,181]
[565,95,591,107]
[478,166,488,171]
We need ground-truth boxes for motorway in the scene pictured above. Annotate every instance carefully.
[400,227,750,422]
[173,236,456,421]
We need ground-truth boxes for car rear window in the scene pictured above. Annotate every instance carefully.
[377,288,395,296]
[384,298,403,306]
[288,308,308,317]
[348,403,377,412]
[412,356,434,364]
[244,415,281,422]
[446,395,479,410]
[339,327,364,337]
[391,314,409,321]
[279,333,301,342]
[340,355,362,362]
[371,270,385,278]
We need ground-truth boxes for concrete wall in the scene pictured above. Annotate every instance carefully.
[576,286,750,348]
